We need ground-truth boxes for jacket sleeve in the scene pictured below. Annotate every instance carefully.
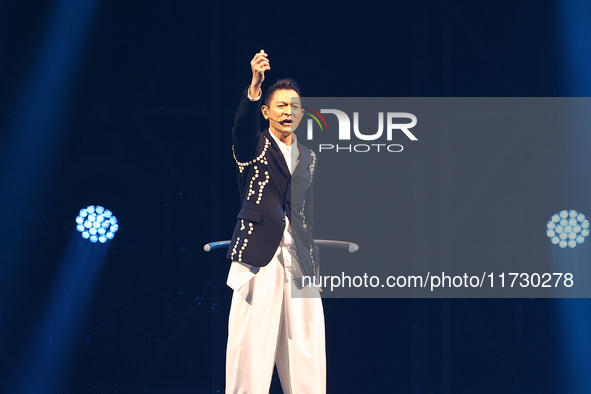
[306,153,320,278]
[232,92,263,162]
[304,150,317,233]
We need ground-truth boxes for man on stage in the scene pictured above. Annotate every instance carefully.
[225,50,325,394]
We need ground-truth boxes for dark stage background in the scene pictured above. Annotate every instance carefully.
[1,0,588,393]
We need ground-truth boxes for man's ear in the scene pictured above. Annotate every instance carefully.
[261,105,269,119]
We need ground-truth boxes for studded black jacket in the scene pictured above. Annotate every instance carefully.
[226,93,318,279]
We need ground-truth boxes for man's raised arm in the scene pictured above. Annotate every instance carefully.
[232,50,271,160]
[248,49,269,99]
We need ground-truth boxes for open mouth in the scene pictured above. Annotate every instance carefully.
[281,119,292,126]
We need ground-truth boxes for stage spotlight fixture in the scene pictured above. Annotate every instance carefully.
[547,210,589,249]
[75,205,119,243]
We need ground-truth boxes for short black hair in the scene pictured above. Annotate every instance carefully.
[264,78,301,106]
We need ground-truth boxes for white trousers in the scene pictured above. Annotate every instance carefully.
[225,247,326,394]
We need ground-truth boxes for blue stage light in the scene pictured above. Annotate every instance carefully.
[76,205,118,243]
[547,210,589,248]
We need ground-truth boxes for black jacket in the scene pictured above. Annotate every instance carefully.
[226,93,318,279]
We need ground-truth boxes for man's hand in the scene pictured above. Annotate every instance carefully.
[249,50,270,99]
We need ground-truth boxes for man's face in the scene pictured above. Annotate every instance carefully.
[262,89,304,139]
